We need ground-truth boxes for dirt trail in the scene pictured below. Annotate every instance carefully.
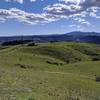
[44,71,94,80]
[0,45,21,54]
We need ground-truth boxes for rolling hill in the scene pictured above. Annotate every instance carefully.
[0,42,100,100]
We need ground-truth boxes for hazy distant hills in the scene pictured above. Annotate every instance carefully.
[66,31,100,36]
[0,31,100,44]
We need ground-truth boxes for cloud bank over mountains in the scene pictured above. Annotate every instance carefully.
[0,0,100,29]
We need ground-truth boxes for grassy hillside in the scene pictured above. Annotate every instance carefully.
[0,42,100,100]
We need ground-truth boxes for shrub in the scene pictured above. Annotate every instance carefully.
[92,57,99,61]
[95,77,100,82]
[28,97,35,100]
[27,42,37,46]
[15,64,32,69]
[46,60,64,65]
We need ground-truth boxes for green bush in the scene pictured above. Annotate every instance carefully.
[27,97,35,100]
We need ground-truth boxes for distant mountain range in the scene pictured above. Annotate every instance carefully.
[66,31,100,36]
[0,31,100,44]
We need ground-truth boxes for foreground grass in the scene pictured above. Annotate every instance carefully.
[0,42,100,100]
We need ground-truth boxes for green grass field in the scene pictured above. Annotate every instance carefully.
[0,42,100,100]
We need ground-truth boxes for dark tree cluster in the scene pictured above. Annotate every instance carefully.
[1,40,31,46]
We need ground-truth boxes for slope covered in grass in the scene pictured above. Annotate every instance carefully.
[0,42,100,100]
[65,42,100,60]
[17,44,91,63]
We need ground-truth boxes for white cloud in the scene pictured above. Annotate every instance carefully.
[5,0,44,3]
[43,0,100,28]
[0,8,58,25]
[1,0,100,29]
[5,0,23,4]
[30,0,38,2]
[59,0,85,5]
[30,0,44,2]
[44,0,100,16]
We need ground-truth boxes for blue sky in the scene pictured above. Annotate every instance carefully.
[0,0,100,36]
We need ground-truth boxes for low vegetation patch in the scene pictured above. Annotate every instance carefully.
[15,64,33,69]
[95,77,100,82]
[27,97,35,100]
[27,42,37,46]
[46,60,64,65]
